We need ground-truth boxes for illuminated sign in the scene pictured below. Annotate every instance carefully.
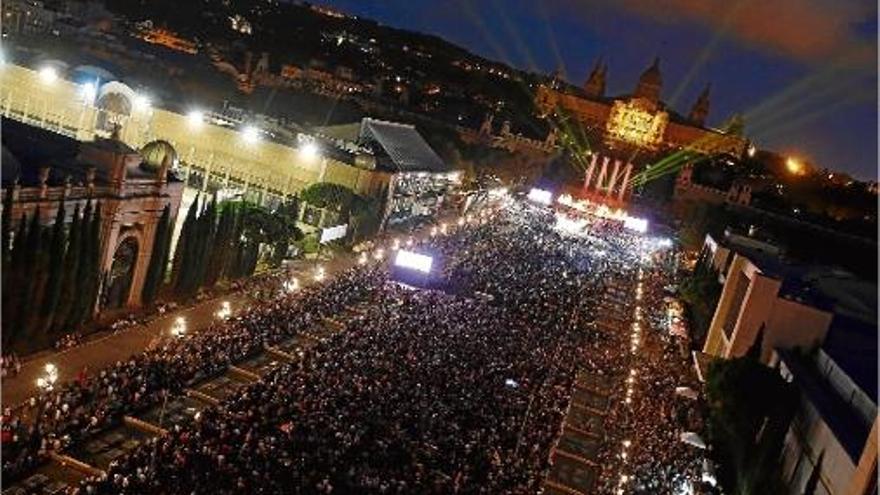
[623,216,649,233]
[320,224,348,244]
[394,250,433,273]
[606,100,667,149]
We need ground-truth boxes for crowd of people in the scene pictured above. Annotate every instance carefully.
[1,353,22,379]
[590,262,709,494]
[1,269,381,485]
[3,197,708,494]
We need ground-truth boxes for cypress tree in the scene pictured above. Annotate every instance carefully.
[54,204,82,334]
[43,201,67,329]
[1,186,13,267]
[1,188,14,323]
[69,201,93,328]
[77,203,102,326]
[3,214,28,350]
[172,196,199,297]
[194,195,217,290]
[18,208,42,342]
[30,218,53,338]
[142,205,171,305]
[205,203,233,287]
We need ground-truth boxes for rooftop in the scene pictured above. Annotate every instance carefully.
[1,119,178,188]
[358,118,449,173]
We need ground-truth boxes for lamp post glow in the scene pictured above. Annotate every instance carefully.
[215,301,232,320]
[242,125,259,143]
[282,277,300,293]
[133,94,151,112]
[37,363,59,391]
[171,316,187,338]
[80,82,97,104]
[187,110,204,128]
[299,142,319,160]
[38,66,58,84]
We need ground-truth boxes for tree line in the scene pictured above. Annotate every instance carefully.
[0,188,303,354]
[142,195,303,305]
[1,190,103,353]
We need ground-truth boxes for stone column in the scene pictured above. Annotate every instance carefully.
[584,153,598,191]
[607,160,622,197]
[594,156,610,193]
[618,164,633,201]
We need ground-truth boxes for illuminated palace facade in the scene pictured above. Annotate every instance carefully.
[535,58,748,203]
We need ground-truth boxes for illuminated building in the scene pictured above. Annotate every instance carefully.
[535,57,746,156]
[535,58,747,203]
[139,28,198,55]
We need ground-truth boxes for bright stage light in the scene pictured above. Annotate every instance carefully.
[187,109,204,128]
[133,94,151,112]
[299,142,319,160]
[80,82,97,104]
[241,125,259,143]
[623,216,648,234]
[527,188,552,205]
[555,213,587,235]
[38,66,58,84]
[394,250,433,274]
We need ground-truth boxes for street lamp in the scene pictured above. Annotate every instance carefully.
[786,157,804,175]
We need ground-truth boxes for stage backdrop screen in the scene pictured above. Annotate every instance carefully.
[394,250,433,274]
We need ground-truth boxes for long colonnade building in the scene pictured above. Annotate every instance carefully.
[0,63,388,207]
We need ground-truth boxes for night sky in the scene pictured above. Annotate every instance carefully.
[322,0,878,180]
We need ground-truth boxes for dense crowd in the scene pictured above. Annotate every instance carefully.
[591,262,708,494]
[1,353,22,379]
[1,270,381,484]
[2,198,707,494]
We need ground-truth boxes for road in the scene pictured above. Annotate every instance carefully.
[0,251,358,409]
[1,295,250,408]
